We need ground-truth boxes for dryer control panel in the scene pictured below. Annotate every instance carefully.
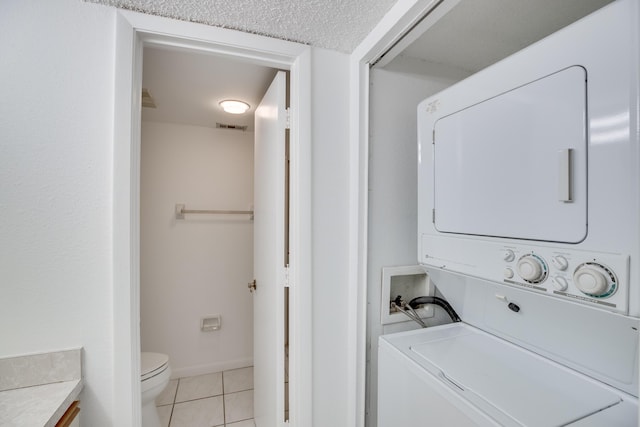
[500,246,627,312]
[421,235,629,314]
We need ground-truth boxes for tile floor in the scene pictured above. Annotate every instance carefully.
[156,366,255,427]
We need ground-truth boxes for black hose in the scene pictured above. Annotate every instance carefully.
[409,296,461,323]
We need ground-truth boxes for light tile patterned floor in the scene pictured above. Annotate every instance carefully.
[156,367,255,427]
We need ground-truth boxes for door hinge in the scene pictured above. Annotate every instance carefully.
[432,209,436,223]
[284,265,291,288]
[285,107,291,130]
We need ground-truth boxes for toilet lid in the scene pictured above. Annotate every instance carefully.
[141,352,169,381]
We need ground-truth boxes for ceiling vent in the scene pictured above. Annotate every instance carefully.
[141,88,157,108]
[216,123,248,131]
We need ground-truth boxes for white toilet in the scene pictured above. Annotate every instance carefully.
[141,352,171,427]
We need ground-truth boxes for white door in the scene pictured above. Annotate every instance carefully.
[253,70,287,427]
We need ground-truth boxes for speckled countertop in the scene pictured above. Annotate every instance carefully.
[0,379,83,426]
[0,348,83,426]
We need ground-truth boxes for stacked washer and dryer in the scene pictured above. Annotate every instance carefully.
[378,0,640,425]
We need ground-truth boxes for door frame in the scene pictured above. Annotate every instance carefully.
[348,0,455,425]
[114,10,312,426]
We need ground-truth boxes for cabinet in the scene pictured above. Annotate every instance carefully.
[55,401,80,427]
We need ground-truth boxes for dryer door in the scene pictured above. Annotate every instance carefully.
[433,66,587,243]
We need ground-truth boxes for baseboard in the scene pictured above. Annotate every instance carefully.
[170,357,254,379]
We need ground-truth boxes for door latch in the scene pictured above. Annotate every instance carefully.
[248,279,257,293]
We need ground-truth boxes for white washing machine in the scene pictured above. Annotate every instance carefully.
[379,0,640,425]
[379,322,638,426]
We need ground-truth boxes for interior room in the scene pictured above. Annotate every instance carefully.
[140,46,279,426]
[1,0,637,426]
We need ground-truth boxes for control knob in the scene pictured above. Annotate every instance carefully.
[551,256,569,271]
[551,276,568,291]
[503,268,514,279]
[503,250,515,262]
[573,263,617,297]
[516,254,547,284]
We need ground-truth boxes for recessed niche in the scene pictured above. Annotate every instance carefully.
[381,265,434,325]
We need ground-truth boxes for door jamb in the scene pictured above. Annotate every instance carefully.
[348,0,453,425]
[114,10,312,426]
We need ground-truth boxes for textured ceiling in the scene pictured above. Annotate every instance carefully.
[86,0,398,53]
[122,0,615,130]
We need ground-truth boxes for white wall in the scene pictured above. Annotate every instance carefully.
[365,65,470,427]
[140,122,254,378]
[1,2,356,426]
[0,0,116,425]
[311,47,353,426]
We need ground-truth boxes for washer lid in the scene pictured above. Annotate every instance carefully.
[141,352,169,381]
[408,324,621,426]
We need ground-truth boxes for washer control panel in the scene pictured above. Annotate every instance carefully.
[420,236,630,314]
[499,246,627,313]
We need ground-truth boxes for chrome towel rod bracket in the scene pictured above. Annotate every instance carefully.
[175,204,254,220]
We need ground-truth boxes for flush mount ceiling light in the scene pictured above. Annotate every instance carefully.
[219,100,250,114]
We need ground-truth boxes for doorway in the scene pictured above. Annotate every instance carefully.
[140,46,280,425]
[113,12,312,426]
